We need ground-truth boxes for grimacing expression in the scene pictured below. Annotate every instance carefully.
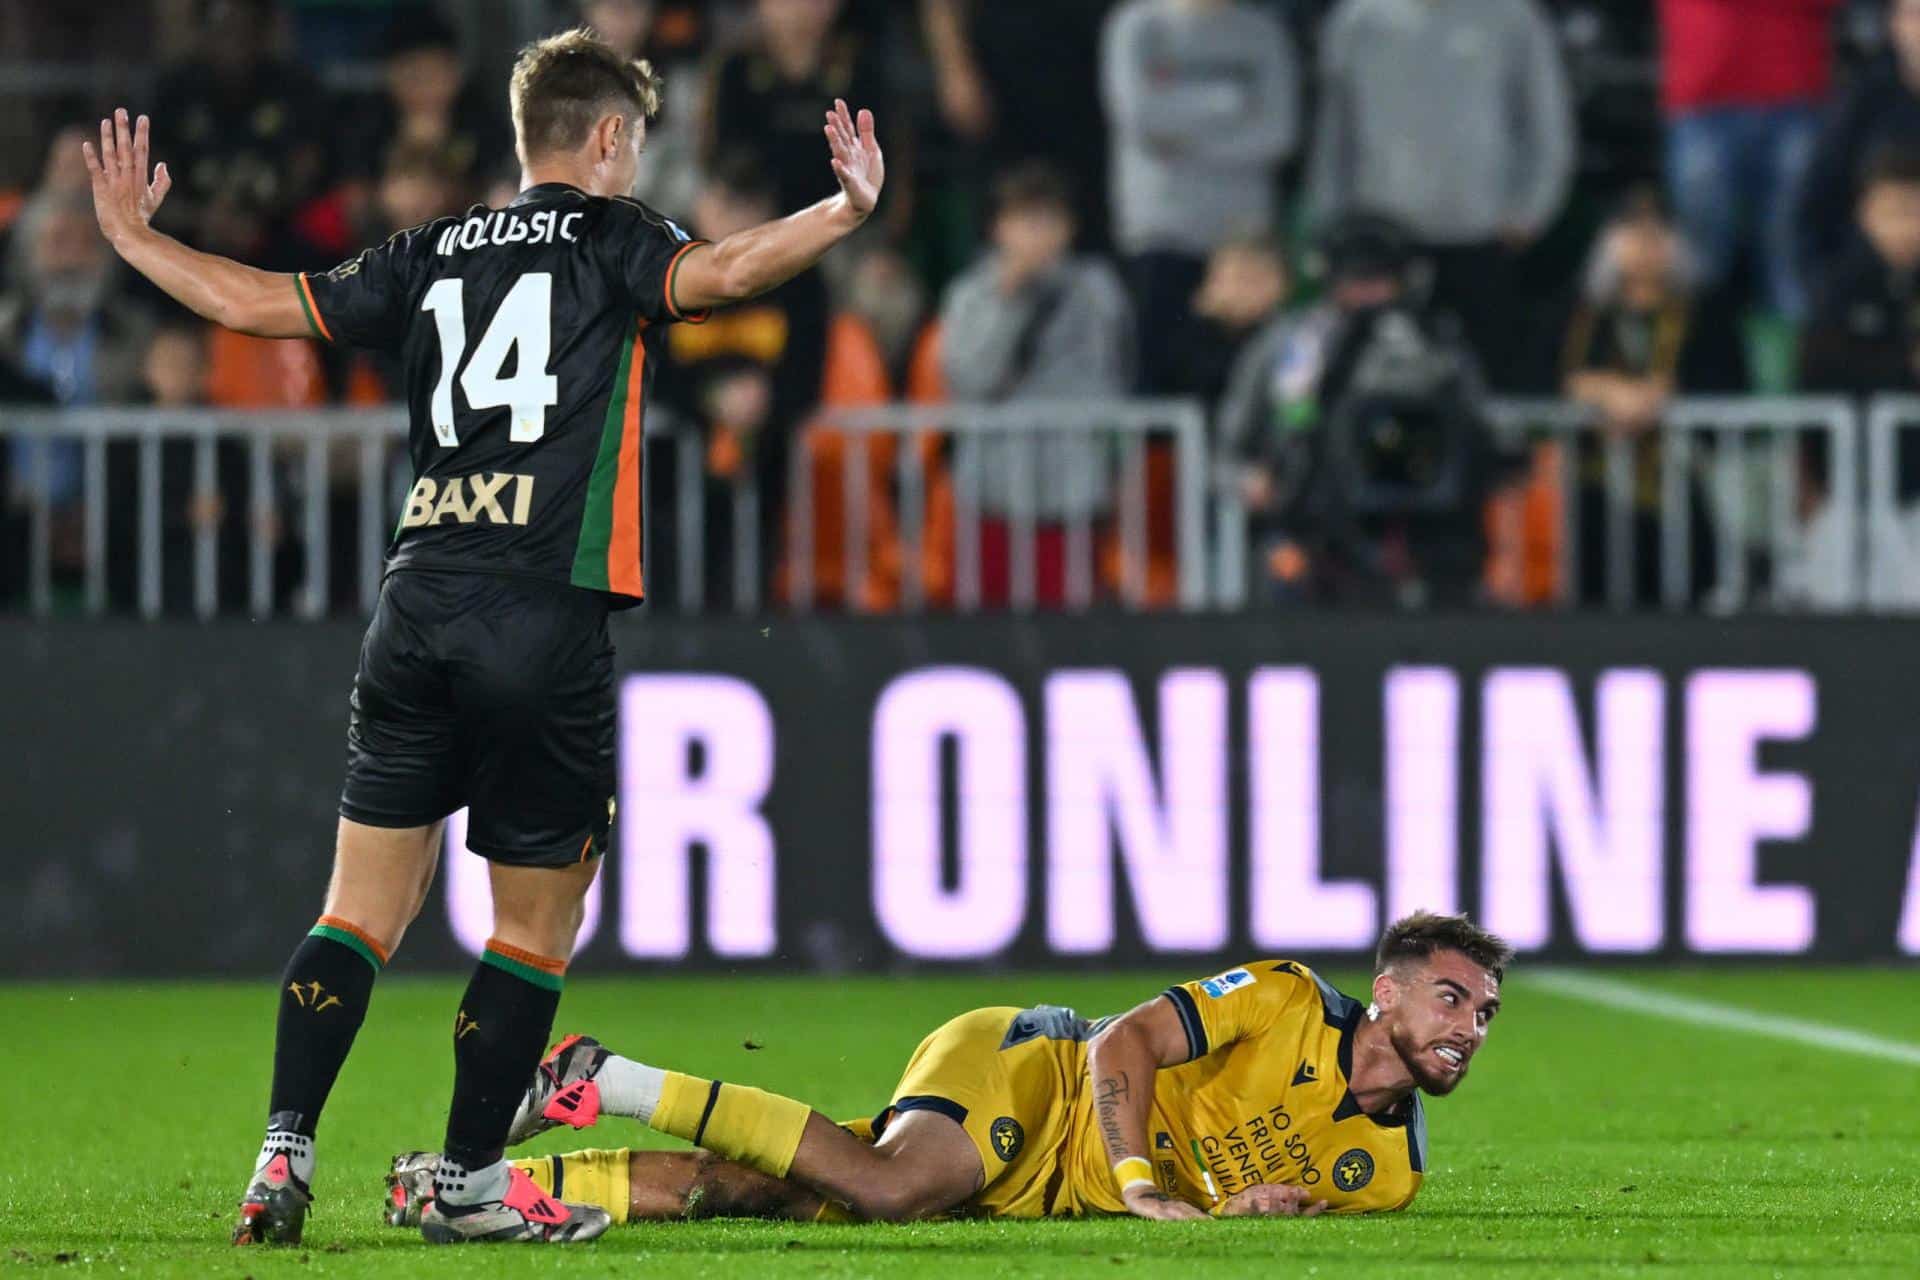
[1379,949,1500,1096]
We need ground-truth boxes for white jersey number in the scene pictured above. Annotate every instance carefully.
[420,273,559,447]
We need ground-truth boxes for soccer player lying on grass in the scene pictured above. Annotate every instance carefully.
[385,911,1509,1226]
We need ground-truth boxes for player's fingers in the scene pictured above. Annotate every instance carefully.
[133,113,149,175]
[151,161,172,202]
[1302,1199,1329,1217]
[99,117,115,172]
[857,107,876,141]
[115,109,134,174]
[81,139,101,178]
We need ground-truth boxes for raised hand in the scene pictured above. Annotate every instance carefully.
[82,108,172,248]
[823,99,884,219]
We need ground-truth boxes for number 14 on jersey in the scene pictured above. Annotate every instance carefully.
[420,273,559,447]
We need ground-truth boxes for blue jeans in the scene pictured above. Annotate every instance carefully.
[1666,103,1820,319]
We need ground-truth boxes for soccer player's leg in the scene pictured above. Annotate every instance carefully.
[385,1147,831,1227]
[862,1006,1075,1219]
[416,577,618,1244]
[235,576,457,1246]
[541,1050,979,1223]
[563,1149,827,1222]
[562,1007,1068,1221]
[419,856,611,1244]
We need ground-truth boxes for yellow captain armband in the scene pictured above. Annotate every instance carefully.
[1113,1156,1155,1193]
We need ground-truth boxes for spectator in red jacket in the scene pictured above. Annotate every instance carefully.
[1658,0,1843,319]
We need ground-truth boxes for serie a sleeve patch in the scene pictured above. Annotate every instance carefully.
[1198,968,1256,999]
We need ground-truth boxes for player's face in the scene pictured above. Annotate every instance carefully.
[1381,951,1500,1096]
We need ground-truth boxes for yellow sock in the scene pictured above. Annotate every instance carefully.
[653,1071,812,1179]
[508,1149,632,1225]
[509,1155,553,1195]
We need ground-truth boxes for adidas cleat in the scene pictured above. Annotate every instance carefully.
[418,1166,611,1244]
[232,1152,312,1245]
[384,1151,440,1228]
[506,1033,610,1146]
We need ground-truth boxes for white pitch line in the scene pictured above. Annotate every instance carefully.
[1527,969,1920,1067]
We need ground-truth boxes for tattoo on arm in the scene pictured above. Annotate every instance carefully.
[1094,1070,1132,1158]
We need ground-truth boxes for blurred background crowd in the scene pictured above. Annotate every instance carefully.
[3,0,1918,616]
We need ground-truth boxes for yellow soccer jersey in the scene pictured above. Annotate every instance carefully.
[1059,961,1426,1216]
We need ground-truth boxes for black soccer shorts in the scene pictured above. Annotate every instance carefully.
[339,567,615,867]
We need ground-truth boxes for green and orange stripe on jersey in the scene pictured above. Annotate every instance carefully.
[572,316,648,597]
[662,239,711,324]
[294,273,334,343]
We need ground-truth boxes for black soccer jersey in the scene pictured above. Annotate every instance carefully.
[297,184,708,603]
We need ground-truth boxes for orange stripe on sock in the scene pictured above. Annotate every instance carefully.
[315,915,389,965]
[484,938,568,976]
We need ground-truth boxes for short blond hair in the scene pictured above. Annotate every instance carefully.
[509,27,662,161]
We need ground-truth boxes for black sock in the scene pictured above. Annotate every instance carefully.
[441,941,565,1174]
[266,917,386,1139]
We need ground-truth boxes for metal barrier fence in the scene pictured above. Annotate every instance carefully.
[1211,395,1860,613]
[1865,394,1920,612]
[3,407,404,619]
[1483,396,1859,613]
[787,400,1210,614]
[0,400,1209,617]
[0,395,1887,618]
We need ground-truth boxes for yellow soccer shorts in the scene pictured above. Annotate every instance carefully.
[878,1005,1084,1218]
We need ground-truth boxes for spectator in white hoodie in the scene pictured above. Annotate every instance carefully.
[1307,0,1574,389]
[1101,0,1301,394]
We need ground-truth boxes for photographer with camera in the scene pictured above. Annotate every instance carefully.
[1218,214,1496,608]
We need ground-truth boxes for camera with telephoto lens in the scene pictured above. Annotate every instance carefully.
[1321,306,1488,517]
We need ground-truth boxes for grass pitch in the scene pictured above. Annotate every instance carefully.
[2,968,1916,1278]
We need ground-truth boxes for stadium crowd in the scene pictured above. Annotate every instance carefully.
[2,0,1918,614]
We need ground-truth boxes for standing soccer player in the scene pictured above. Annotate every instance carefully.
[83,29,884,1246]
